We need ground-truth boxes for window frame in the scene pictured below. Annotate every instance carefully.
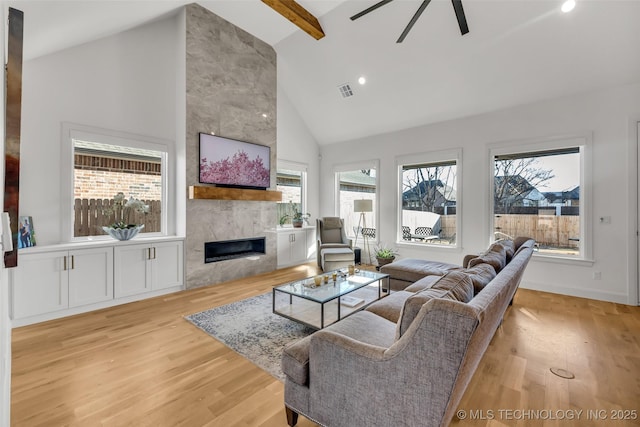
[396,148,462,250]
[277,159,308,224]
[488,134,593,262]
[61,122,172,242]
[333,159,379,243]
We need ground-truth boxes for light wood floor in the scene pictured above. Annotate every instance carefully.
[11,264,640,426]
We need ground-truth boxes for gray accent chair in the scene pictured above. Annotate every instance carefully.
[316,217,352,268]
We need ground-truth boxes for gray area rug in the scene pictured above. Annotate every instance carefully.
[185,292,315,382]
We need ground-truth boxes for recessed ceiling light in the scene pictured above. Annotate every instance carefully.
[358,76,366,85]
[262,113,268,118]
[561,0,576,13]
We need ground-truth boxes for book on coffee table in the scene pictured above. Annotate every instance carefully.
[340,295,364,307]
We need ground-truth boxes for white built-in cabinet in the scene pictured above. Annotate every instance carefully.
[114,241,184,297]
[10,238,183,326]
[12,247,113,319]
[277,226,316,268]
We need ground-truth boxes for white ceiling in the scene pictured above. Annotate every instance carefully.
[8,0,640,145]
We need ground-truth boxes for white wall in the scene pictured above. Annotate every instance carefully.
[320,83,640,305]
[276,85,321,223]
[20,14,180,245]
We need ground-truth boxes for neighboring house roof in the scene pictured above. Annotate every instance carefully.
[339,171,376,188]
[495,175,547,205]
[403,180,456,202]
[543,186,580,204]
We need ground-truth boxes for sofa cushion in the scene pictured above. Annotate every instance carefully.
[404,275,442,292]
[464,263,497,294]
[380,258,460,283]
[365,291,414,323]
[468,246,506,273]
[397,271,474,338]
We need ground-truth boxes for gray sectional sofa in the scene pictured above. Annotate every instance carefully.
[281,237,535,427]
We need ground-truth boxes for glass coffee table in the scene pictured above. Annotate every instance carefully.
[272,268,390,329]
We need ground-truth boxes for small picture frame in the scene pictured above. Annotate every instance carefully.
[18,216,36,248]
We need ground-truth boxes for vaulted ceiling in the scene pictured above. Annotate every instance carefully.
[9,0,640,145]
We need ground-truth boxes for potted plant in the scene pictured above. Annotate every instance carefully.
[374,244,398,267]
[282,201,310,228]
[102,192,149,240]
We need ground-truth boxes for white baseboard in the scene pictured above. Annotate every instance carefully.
[11,285,183,328]
[520,280,630,305]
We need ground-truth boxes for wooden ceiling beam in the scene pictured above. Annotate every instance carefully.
[262,0,325,40]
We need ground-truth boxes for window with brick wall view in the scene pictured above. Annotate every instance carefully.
[493,148,581,257]
[73,140,163,237]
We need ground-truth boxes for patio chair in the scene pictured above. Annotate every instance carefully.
[361,227,376,238]
[412,226,439,242]
[402,226,411,241]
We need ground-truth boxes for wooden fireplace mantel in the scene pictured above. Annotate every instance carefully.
[188,185,282,202]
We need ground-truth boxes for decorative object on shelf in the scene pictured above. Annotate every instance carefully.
[282,201,310,228]
[102,192,149,240]
[374,244,398,268]
[18,215,36,248]
[102,224,145,241]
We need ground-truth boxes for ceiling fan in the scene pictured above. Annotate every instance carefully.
[350,0,469,43]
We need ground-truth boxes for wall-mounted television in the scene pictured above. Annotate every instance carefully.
[199,133,271,189]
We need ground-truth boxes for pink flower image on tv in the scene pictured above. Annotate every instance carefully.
[200,150,270,188]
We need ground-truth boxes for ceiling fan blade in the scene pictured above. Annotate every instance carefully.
[451,0,469,35]
[397,0,431,43]
[350,0,394,21]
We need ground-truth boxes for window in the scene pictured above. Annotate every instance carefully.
[62,124,170,240]
[277,160,307,225]
[397,150,460,247]
[491,137,590,259]
[334,162,378,245]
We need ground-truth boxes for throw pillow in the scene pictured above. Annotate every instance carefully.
[495,239,515,261]
[464,262,497,294]
[396,271,474,338]
[468,246,506,273]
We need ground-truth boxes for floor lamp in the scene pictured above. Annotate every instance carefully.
[354,199,373,265]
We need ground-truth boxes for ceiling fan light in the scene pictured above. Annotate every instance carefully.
[561,0,576,13]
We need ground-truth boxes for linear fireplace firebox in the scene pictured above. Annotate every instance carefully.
[204,237,266,263]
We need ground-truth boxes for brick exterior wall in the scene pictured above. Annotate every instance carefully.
[74,154,161,200]
[74,169,162,200]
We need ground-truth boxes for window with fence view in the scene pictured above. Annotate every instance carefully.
[401,158,457,246]
[493,147,581,257]
[338,169,376,242]
[73,139,163,237]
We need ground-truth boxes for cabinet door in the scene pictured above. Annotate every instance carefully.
[114,244,151,298]
[11,251,69,319]
[68,247,114,307]
[277,232,293,267]
[150,241,184,290]
[290,230,307,264]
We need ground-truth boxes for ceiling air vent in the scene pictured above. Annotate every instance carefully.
[338,83,354,98]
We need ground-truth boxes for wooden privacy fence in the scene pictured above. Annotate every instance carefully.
[74,198,161,236]
[494,214,579,248]
[433,214,579,248]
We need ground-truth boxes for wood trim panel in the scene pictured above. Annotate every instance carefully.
[188,185,282,201]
